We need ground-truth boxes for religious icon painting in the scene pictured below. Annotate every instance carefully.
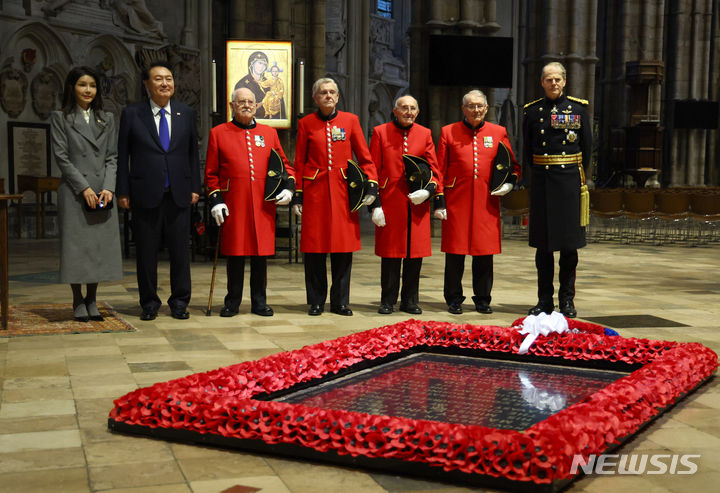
[226,40,292,128]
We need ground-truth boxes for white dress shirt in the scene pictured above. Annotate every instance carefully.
[149,99,172,139]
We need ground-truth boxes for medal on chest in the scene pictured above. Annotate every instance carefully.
[331,126,346,141]
[483,136,494,148]
[551,114,582,129]
[254,135,266,147]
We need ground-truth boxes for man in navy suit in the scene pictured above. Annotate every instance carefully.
[117,61,200,320]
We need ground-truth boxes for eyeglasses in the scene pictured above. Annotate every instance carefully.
[232,99,255,106]
[397,105,418,112]
[464,104,487,110]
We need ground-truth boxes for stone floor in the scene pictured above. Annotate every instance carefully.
[1,230,719,493]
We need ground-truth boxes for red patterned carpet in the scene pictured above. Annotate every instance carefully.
[1,302,135,337]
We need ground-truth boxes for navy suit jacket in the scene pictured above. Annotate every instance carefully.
[117,100,200,209]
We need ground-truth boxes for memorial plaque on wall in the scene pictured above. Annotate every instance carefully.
[7,122,51,196]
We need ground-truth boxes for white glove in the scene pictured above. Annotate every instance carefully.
[490,183,514,196]
[434,208,447,220]
[292,204,303,217]
[211,204,229,226]
[408,189,431,205]
[362,194,376,206]
[371,207,386,227]
[275,189,293,205]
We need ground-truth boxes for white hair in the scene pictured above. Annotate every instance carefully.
[462,89,487,106]
[312,77,339,96]
[231,87,255,103]
[394,94,418,109]
[541,62,567,80]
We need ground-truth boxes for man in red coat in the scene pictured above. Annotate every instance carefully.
[205,87,295,317]
[292,78,378,316]
[435,90,520,314]
[369,95,442,315]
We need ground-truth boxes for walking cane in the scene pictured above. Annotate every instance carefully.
[206,226,222,316]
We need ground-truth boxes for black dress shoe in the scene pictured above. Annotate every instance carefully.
[377,303,393,314]
[475,303,493,314]
[171,310,190,320]
[399,303,422,315]
[528,302,554,316]
[330,305,353,316]
[220,307,238,317]
[251,305,274,317]
[448,303,463,315]
[308,304,324,316]
[560,300,577,318]
[140,309,157,321]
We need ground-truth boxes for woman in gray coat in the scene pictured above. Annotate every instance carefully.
[50,66,122,321]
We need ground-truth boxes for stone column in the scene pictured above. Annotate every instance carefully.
[459,0,481,34]
[182,0,198,48]
[273,0,291,38]
[198,0,211,157]
[229,2,247,39]
[309,0,326,87]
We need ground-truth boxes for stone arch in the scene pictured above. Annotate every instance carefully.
[84,34,139,120]
[3,21,72,71]
[2,23,71,120]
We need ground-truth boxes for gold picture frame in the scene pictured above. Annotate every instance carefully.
[226,40,292,129]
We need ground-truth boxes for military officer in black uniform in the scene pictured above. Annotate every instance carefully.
[523,61,591,319]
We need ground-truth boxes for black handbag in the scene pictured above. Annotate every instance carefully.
[83,197,113,212]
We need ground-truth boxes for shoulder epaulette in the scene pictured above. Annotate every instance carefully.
[523,98,543,109]
[567,96,589,105]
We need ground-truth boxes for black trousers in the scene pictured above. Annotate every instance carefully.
[535,248,578,304]
[304,252,352,307]
[443,253,493,306]
[225,256,267,310]
[380,257,422,305]
[132,193,191,312]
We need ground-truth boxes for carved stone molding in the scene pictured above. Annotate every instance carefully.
[0,59,28,118]
[30,67,61,119]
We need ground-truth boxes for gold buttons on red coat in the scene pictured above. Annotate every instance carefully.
[403,131,408,153]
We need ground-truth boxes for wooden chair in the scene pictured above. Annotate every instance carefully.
[621,189,655,243]
[589,188,623,242]
[689,190,720,246]
[654,189,690,245]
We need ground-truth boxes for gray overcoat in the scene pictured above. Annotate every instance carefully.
[50,108,123,283]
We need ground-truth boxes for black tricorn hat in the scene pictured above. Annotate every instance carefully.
[346,159,368,212]
[264,149,286,201]
[490,142,512,194]
[403,154,432,193]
